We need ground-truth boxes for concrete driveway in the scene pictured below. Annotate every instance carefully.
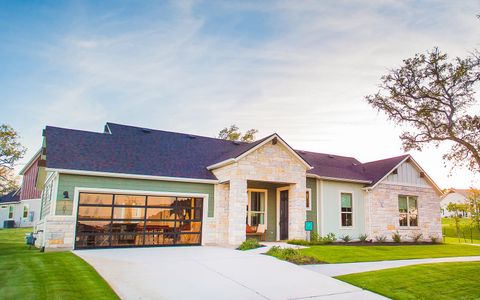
[75,246,385,300]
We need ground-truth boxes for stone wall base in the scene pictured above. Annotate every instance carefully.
[34,216,75,251]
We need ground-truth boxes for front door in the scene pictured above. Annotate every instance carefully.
[279,190,289,240]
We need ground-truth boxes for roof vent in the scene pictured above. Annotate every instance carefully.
[141,128,151,133]
[299,150,306,154]
[352,163,357,166]
[233,141,241,145]
[420,172,425,178]
[392,169,398,175]
[328,154,334,158]
[188,135,196,139]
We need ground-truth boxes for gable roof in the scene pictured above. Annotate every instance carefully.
[0,189,21,204]
[43,122,440,192]
[19,149,42,175]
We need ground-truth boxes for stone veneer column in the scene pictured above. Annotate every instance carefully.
[228,178,248,245]
[288,182,307,240]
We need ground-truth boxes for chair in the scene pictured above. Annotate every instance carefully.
[246,224,266,241]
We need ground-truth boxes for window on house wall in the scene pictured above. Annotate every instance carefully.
[399,195,418,227]
[23,205,29,218]
[340,193,353,227]
[306,189,312,211]
[8,206,14,219]
[247,190,266,226]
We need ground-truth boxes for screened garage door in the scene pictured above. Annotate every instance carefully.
[75,193,203,249]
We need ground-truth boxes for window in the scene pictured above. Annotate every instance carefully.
[399,195,418,227]
[247,190,266,226]
[306,189,312,211]
[340,193,353,227]
[23,205,29,218]
[8,206,14,219]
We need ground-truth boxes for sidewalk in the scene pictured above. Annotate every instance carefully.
[303,256,480,277]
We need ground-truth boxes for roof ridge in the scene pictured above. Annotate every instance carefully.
[361,154,410,166]
[296,149,360,160]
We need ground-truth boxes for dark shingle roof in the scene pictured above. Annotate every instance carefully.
[45,122,411,185]
[0,189,21,204]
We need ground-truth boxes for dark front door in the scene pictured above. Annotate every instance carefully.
[279,190,289,240]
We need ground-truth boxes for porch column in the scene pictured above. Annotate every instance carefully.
[228,178,248,245]
[289,182,307,240]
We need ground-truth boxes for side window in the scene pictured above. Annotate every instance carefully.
[8,206,14,219]
[399,195,418,227]
[340,193,353,227]
[306,189,312,211]
[23,205,29,218]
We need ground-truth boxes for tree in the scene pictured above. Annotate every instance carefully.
[447,202,468,242]
[0,124,26,194]
[366,48,480,172]
[218,125,258,143]
[467,188,480,237]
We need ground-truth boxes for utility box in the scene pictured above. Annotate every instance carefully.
[3,220,15,228]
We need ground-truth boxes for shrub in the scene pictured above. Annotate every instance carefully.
[340,235,352,243]
[413,233,423,243]
[238,238,261,250]
[287,239,311,246]
[322,233,336,244]
[265,246,323,265]
[375,235,387,243]
[430,235,440,244]
[392,231,401,243]
[358,234,368,243]
[310,231,320,242]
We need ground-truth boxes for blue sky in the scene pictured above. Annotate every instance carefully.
[1,0,479,188]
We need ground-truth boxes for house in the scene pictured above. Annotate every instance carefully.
[0,150,42,228]
[33,123,443,251]
[440,189,472,217]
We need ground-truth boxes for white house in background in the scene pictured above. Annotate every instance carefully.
[440,189,472,217]
[0,150,42,228]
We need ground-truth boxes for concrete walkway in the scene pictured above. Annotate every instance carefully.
[75,246,386,300]
[303,256,480,277]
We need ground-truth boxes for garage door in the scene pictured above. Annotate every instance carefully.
[75,192,203,249]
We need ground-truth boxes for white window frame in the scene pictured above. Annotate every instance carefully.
[306,188,312,211]
[247,189,268,227]
[339,191,354,228]
[398,195,418,228]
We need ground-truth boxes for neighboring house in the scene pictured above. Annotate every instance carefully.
[34,123,443,251]
[0,151,43,229]
[440,189,472,218]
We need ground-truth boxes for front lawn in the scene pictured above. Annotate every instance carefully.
[0,228,118,300]
[337,262,480,299]
[298,243,480,263]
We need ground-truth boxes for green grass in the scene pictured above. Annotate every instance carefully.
[299,244,480,263]
[442,218,480,244]
[0,228,119,300]
[337,262,480,299]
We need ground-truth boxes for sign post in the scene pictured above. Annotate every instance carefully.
[305,221,313,242]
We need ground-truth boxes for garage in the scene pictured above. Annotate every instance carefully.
[75,192,203,249]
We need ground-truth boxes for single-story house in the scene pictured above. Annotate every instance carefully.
[0,150,42,228]
[440,188,473,217]
[34,123,443,251]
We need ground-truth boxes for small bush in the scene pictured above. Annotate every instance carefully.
[340,235,352,243]
[358,234,368,243]
[375,235,387,243]
[287,239,311,246]
[392,231,401,243]
[238,238,261,250]
[322,233,336,244]
[413,233,423,243]
[265,246,323,264]
[430,234,440,244]
[310,231,320,242]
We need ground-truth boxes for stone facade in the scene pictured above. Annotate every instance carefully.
[212,139,308,245]
[365,183,442,241]
[35,215,75,251]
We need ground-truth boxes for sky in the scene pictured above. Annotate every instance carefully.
[1,0,479,189]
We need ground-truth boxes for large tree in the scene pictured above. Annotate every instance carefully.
[0,124,26,194]
[218,124,258,143]
[366,48,480,172]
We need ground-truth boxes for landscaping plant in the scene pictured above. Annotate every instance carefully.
[430,235,440,244]
[392,231,401,243]
[340,235,352,243]
[265,246,323,265]
[238,238,261,250]
[413,233,423,243]
[375,235,387,243]
[358,234,368,243]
